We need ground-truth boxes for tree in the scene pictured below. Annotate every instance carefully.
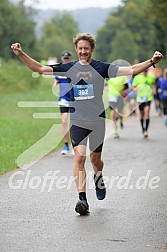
[95,15,123,61]
[108,29,139,63]
[96,0,159,62]
[148,0,167,56]
[38,12,79,61]
[120,0,156,60]
[0,0,37,59]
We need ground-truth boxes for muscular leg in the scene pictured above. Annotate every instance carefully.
[90,152,103,175]
[119,115,123,129]
[110,109,117,130]
[73,145,87,193]
[110,109,119,138]
[73,145,89,215]
[61,112,69,143]
[144,105,150,121]
[144,105,151,136]
[90,151,106,200]
[118,96,124,128]
[74,149,104,192]
[139,109,145,132]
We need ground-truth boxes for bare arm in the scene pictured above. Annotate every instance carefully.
[11,42,53,74]
[117,51,163,78]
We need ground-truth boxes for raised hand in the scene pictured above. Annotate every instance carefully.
[152,51,163,64]
[11,42,23,56]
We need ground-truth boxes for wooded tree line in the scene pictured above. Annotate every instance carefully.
[95,0,167,64]
[0,0,79,61]
[0,0,37,59]
[0,0,167,64]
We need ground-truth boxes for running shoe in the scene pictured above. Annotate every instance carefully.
[94,174,106,200]
[61,145,69,155]
[114,131,120,139]
[143,131,148,138]
[75,199,89,215]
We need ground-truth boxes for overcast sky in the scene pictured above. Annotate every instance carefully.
[24,0,122,10]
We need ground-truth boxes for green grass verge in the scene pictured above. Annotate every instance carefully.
[0,80,64,175]
[0,60,113,175]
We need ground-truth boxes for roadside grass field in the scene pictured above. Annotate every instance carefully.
[0,60,112,175]
[0,79,63,175]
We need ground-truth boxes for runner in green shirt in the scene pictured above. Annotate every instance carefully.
[132,70,155,138]
[106,76,128,138]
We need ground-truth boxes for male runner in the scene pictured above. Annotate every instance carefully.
[11,33,163,215]
[53,51,72,155]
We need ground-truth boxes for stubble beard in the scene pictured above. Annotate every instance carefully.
[79,55,91,65]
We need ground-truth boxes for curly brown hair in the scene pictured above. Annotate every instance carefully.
[73,33,96,49]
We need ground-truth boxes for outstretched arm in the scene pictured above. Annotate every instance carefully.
[11,42,53,74]
[117,51,163,78]
[132,51,163,75]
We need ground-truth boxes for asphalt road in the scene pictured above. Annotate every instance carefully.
[0,111,167,252]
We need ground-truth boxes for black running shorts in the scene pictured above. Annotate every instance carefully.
[138,101,151,111]
[70,120,105,152]
[60,106,70,114]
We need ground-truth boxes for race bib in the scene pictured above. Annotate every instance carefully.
[108,96,118,102]
[140,96,147,102]
[73,84,94,100]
